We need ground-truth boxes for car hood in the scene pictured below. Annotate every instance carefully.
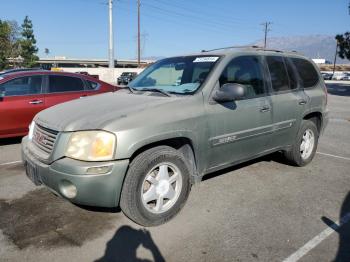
[34,90,181,132]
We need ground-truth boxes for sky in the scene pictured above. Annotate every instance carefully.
[0,0,349,59]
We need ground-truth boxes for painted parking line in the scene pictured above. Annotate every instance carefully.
[317,152,350,161]
[0,160,22,166]
[283,212,350,262]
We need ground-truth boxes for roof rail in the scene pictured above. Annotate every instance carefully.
[201,46,301,55]
[254,48,283,53]
[201,45,261,53]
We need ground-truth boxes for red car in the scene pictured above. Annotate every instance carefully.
[0,71,118,138]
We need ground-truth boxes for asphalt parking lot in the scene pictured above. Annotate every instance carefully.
[0,82,349,262]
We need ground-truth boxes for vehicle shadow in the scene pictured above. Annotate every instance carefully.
[326,83,350,97]
[75,204,121,213]
[0,137,22,146]
[321,192,350,261]
[95,225,165,262]
[202,151,286,182]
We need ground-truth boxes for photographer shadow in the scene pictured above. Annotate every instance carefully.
[95,225,165,262]
[322,192,350,261]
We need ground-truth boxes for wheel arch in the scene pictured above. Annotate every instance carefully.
[129,137,198,180]
[302,111,323,134]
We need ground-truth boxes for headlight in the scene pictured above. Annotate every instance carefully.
[28,121,35,140]
[65,131,116,161]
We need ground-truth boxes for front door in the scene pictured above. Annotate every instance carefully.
[0,75,45,137]
[205,55,273,171]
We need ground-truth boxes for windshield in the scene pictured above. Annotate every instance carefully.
[129,56,220,94]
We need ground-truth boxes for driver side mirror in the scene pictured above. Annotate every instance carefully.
[213,83,246,103]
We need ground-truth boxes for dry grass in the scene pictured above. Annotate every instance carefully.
[319,64,350,71]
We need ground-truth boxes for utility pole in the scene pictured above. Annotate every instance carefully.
[108,0,114,68]
[261,22,272,49]
[137,0,141,67]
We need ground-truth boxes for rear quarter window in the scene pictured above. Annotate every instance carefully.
[86,80,100,90]
[291,58,319,88]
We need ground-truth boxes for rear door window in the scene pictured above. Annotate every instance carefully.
[0,76,42,96]
[266,56,291,92]
[284,58,298,90]
[48,75,84,93]
[291,58,319,88]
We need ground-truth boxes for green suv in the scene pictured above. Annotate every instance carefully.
[22,47,329,226]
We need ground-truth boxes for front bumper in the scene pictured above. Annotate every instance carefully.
[21,136,129,207]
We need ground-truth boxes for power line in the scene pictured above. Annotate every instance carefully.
[261,22,272,49]
[142,2,258,31]
[149,0,254,26]
[116,2,234,35]
[117,0,260,34]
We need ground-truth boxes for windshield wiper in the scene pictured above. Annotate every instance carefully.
[121,85,135,93]
[139,88,172,97]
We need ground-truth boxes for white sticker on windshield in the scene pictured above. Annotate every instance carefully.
[193,57,219,63]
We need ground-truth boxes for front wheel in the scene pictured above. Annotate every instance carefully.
[120,146,191,226]
[284,120,319,166]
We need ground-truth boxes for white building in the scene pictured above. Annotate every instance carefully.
[312,58,331,64]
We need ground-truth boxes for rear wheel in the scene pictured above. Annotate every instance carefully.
[120,146,191,226]
[284,120,319,166]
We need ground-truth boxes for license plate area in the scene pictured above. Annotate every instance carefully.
[25,160,42,186]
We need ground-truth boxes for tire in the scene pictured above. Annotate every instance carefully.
[120,146,191,226]
[284,120,319,167]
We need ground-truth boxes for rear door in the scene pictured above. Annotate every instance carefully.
[0,75,45,137]
[264,55,308,149]
[44,75,87,108]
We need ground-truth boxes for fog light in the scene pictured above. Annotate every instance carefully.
[86,165,113,175]
[59,180,77,199]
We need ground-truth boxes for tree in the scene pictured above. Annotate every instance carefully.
[20,16,39,67]
[335,32,350,60]
[0,20,12,70]
[8,21,21,59]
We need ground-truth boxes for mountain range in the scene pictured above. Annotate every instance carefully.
[255,35,348,64]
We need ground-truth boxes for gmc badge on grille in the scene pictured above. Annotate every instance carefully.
[34,132,46,144]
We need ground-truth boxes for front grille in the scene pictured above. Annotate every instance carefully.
[32,124,58,155]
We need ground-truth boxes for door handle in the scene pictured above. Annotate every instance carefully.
[298,99,307,105]
[29,99,43,105]
[260,105,271,113]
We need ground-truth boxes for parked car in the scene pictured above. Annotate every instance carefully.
[0,71,118,138]
[321,72,333,80]
[0,68,45,77]
[340,73,350,81]
[22,47,328,226]
[117,72,138,85]
[332,72,348,80]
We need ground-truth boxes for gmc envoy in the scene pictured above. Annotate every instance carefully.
[22,47,329,226]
